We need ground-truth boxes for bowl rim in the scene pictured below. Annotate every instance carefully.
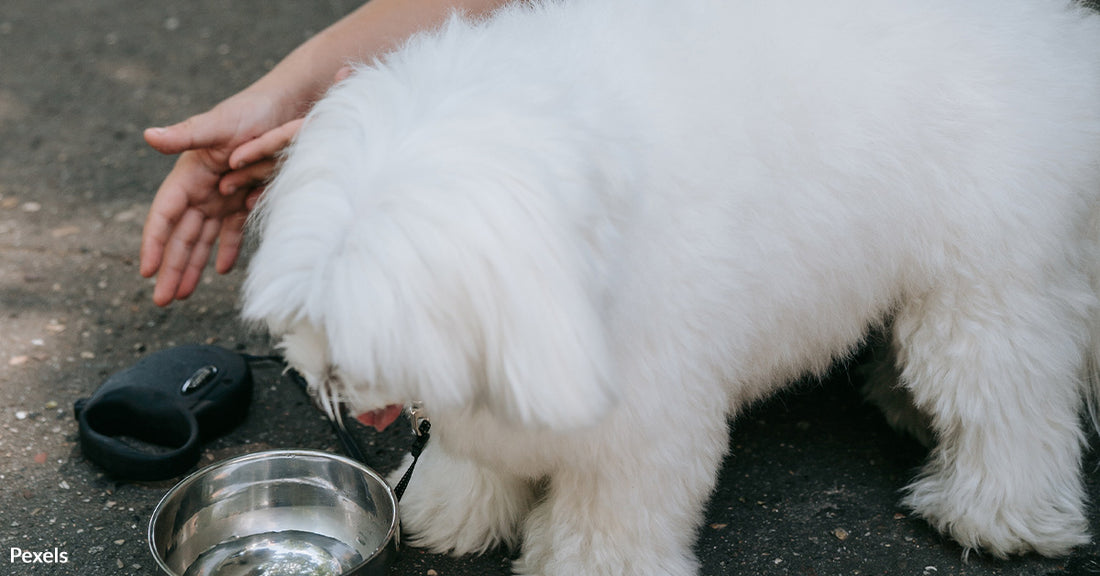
[147,448,400,576]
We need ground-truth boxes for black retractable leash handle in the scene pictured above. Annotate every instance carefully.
[73,345,253,481]
[76,344,429,492]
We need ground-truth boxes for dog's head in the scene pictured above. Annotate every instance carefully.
[241,62,617,431]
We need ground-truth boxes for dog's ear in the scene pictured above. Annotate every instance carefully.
[476,259,618,431]
[313,221,618,431]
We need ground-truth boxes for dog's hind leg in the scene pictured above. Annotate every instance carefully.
[387,441,536,555]
[892,266,1092,557]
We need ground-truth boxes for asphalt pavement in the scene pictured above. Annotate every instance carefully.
[2,1,1100,575]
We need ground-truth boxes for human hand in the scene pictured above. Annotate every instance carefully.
[220,68,353,193]
[141,92,285,306]
[217,118,305,194]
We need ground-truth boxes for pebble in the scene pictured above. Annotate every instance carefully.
[50,225,80,238]
[833,527,849,541]
[114,539,125,545]
[21,201,41,212]
[9,355,29,366]
[58,481,70,490]
[15,410,27,420]
[427,570,439,576]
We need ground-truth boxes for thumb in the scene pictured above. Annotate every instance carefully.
[144,109,234,155]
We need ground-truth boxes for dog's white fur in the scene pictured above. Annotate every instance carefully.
[242,0,1100,573]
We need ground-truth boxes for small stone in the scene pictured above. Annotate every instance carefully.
[709,523,728,530]
[833,527,849,541]
[114,539,125,545]
[113,208,138,223]
[59,480,70,490]
[31,339,44,346]
[427,570,439,576]
[51,225,80,238]
[45,400,58,409]
[15,410,27,420]
[80,351,95,359]
[116,559,125,569]
[21,201,41,212]
[33,452,47,464]
[9,356,28,366]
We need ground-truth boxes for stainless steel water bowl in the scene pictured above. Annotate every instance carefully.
[149,450,399,576]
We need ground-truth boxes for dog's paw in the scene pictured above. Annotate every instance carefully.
[514,541,699,576]
[515,499,700,576]
[904,468,1089,557]
[387,447,534,555]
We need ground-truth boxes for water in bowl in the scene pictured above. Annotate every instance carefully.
[182,530,363,576]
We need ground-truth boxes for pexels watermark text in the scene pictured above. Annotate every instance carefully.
[9,547,69,564]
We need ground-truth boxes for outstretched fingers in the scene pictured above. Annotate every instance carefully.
[150,208,207,306]
[215,211,250,274]
[227,118,305,174]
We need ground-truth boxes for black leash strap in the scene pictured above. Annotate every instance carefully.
[282,363,429,501]
[393,419,431,500]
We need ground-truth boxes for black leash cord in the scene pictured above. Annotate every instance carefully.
[393,419,430,501]
[255,354,428,501]
[282,366,367,464]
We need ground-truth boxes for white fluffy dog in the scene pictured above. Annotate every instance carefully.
[242,0,1100,573]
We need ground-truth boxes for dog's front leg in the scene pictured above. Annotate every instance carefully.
[515,409,728,576]
[389,439,537,555]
